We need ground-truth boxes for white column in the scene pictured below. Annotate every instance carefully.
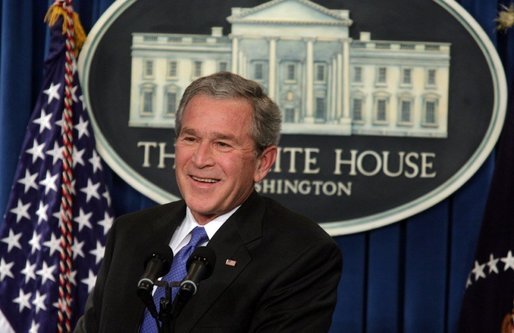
[304,38,315,123]
[231,36,239,73]
[238,51,245,75]
[268,38,277,99]
[336,53,343,120]
[342,39,351,119]
[340,38,352,134]
[331,57,337,122]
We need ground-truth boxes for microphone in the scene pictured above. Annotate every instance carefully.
[177,246,216,302]
[137,245,173,318]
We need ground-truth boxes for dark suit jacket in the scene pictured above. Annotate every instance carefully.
[74,192,342,332]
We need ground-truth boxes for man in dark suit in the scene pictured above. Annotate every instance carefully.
[74,72,342,332]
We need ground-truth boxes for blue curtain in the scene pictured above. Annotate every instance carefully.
[0,1,511,332]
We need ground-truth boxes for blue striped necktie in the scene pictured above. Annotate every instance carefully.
[140,226,208,332]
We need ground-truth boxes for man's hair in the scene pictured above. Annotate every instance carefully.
[175,72,282,154]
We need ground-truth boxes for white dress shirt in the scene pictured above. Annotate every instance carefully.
[169,206,240,255]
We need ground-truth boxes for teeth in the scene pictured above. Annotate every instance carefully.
[192,176,218,183]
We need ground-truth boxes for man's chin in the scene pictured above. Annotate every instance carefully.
[187,205,219,224]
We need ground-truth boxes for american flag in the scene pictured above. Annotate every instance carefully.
[0,3,113,332]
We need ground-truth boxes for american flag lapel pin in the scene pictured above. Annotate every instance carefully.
[225,259,237,267]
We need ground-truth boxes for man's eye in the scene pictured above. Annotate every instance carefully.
[215,141,232,150]
[181,136,196,143]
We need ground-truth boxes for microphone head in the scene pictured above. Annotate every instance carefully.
[145,244,174,276]
[186,246,216,277]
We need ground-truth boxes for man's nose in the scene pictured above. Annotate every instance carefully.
[192,141,214,167]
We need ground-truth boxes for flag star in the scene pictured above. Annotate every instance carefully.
[1,229,23,252]
[17,169,39,193]
[90,241,106,265]
[46,141,63,165]
[53,298,63,311]
[81,270,97,293]
[36,261,56,284]
[71,84,79,103]
[465,275,472,288]
[501,251,514,271]
[32,109,53,133]
[39,170,59,194]
[487,254,499,274]
[74,208,93,231]
[28,231,42,254]
[89,150,103,173]
[80,178,101,202]
[25,138,46,163]
[43,82,61,104]
[98,212,114,235]
[0,258,15,280]
[32,290,48,314]
[21,260,37,283]
[72,237,85,259]
[55,114,65,134]
[103,190,112,206]
[472,260,486,281]
[35,201,49,224]
[79,94,87,110]
[68,270,77,286]
[71,59,78,75]
[52,210,63,226]
[43,232,61,256]
[73,146,86,167]
[12,289,32,312]
[9,199,31,222]
[28,320,40,333]
[75,116,90,139]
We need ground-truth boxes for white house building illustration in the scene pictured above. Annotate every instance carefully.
[129,0,451,138]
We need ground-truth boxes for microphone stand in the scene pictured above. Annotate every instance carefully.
[154,281,180,333]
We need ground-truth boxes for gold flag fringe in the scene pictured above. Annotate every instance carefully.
[496,3,514,31]
[44,4,86,54]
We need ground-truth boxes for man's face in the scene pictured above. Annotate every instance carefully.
[175,94,276,224]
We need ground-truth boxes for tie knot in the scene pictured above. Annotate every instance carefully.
[189,226,208,248]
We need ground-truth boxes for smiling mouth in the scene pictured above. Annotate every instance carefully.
[191,176,219,183]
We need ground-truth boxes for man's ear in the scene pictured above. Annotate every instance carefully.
[254,145,277,183]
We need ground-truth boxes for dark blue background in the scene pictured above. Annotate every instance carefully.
[1,0,513,332]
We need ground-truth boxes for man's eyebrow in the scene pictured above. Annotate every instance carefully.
[179,127,196,135]
[180,127,238,141]
[212,132,237,141]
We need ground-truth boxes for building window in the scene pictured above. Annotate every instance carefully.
[166,92,177,115]
[143,92,153,114]
[423,100,438,126]
[353,67,363,83]
[254,63,264,80]
[193,61,202,77]
[373,95,390,124]
[376,100,387,121]
[164,85,180,116]
[315,97,326,121]
[286,64,296,81]
[426,69,437,86]
[140,84,155,116]
[376,67,387,84]
[400,100,412,124]
[143,60,154,78]
[352,98,363,122]
[285,108,295,123]
[219,62,228,72]
[402,68,412,85]
[167,61,178,78]
[315,63,326,82]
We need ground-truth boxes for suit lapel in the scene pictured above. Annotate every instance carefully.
[174,192,265,331]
